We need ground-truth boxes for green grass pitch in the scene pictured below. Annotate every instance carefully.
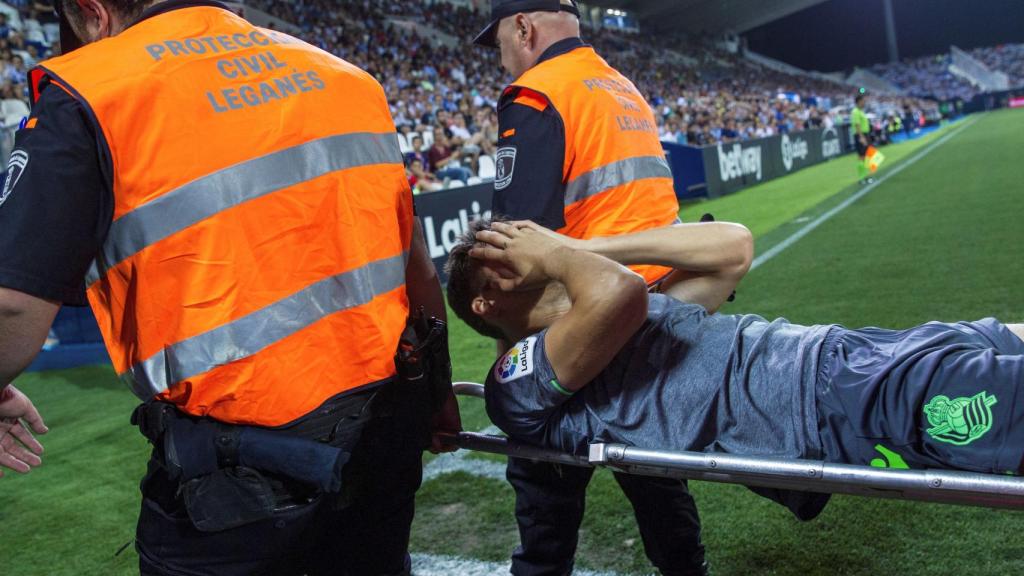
[2,110,1022,575]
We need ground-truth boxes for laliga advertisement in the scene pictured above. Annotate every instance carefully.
[414,184,493,283]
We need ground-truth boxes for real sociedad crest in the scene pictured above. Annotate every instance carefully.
[924,391,998,446]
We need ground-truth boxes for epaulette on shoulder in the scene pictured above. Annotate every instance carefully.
[500,86,550,113]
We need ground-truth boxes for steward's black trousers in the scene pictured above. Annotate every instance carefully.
[136,381,431,576]
[506,457,707,576]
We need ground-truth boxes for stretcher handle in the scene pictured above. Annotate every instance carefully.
[449,382,1024,509]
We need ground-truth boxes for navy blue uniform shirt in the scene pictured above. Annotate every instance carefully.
[491,37,590,228]
[0,83,112,305]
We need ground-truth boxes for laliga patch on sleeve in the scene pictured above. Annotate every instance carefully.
[494,146,517,191]
[0,149,28,209]
[495,336,537,383]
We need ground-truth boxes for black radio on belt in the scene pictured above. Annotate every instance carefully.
[395,307,453,413]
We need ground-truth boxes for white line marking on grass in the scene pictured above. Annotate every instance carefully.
[750,116,980,271]
[423,426,507,482]
[411,553,631,576]
[417,436,637,575]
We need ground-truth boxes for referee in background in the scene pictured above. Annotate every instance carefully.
[852,92,874,184]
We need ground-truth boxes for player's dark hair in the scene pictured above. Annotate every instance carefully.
[445,218,507,340]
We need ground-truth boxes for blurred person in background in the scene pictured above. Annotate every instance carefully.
[428,126,473,184]
[407,134,445,193]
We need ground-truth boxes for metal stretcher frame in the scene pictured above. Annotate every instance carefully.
[449,383,1024,511]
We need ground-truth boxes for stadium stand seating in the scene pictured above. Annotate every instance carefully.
[0,0,1021,191]
[243,0,997,193]
[0,1,59,161]
[970,44,1024,89]
[871,44,1024,101]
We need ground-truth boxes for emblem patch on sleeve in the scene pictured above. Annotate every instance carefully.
[495,336,537,383]
[494,146,517,191]
[0,149,28,208]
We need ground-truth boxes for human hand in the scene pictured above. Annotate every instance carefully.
[428,390,462,454]
[470,221,570,291]
[506,221,584,251]
[0,385,47,478]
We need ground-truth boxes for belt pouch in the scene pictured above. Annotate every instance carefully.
[182,466,276,532]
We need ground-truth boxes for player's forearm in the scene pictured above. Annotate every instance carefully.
[539,244,618,290]
[584,223,753,276]
[545,247,647,325]
[540,246,648,392]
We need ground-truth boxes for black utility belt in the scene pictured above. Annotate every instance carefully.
[132,390,380,493]
[132,392,379,532]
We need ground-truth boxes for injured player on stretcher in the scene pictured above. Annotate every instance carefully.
[444,219,1024,519]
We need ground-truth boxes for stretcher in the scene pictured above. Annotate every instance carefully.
[446,383,1024,511]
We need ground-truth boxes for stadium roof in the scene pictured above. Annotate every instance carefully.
[585,0,830,35]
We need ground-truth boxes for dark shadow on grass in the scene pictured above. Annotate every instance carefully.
[29,364,122,391]
[701,493,907,576]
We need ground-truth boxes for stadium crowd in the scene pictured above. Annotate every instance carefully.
[242,0,960,192]
[972,43,1024,89]
[0,2,59,131]
[3,0,1021,193]
[871,44,1024,102]
[871,54,980,101]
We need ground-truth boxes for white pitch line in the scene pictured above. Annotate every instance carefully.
[422,425,508,482]
[411,553,634,576]
[750,116,980,271]
[417,436,637,575]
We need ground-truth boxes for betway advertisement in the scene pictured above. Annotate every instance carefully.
[415,126,854,281]
[702,127,851,197]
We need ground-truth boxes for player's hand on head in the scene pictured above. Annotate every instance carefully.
[471,221,565,291]
[508,221,583,250]
[0,385,48,479]
[472,237,517,279]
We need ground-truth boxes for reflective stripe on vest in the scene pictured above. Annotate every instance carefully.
[85,131,403,286]
[33,7,413,425]
[121,251,407,398]
[508,46,679,284]
[564,155,673,207]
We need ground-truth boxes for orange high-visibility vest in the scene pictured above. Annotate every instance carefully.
[506,45,679,283]
[30,6,413,426]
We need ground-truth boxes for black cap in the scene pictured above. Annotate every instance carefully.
[473,0,580,48]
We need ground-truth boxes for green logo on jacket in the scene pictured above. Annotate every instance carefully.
[923,392,997,446]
